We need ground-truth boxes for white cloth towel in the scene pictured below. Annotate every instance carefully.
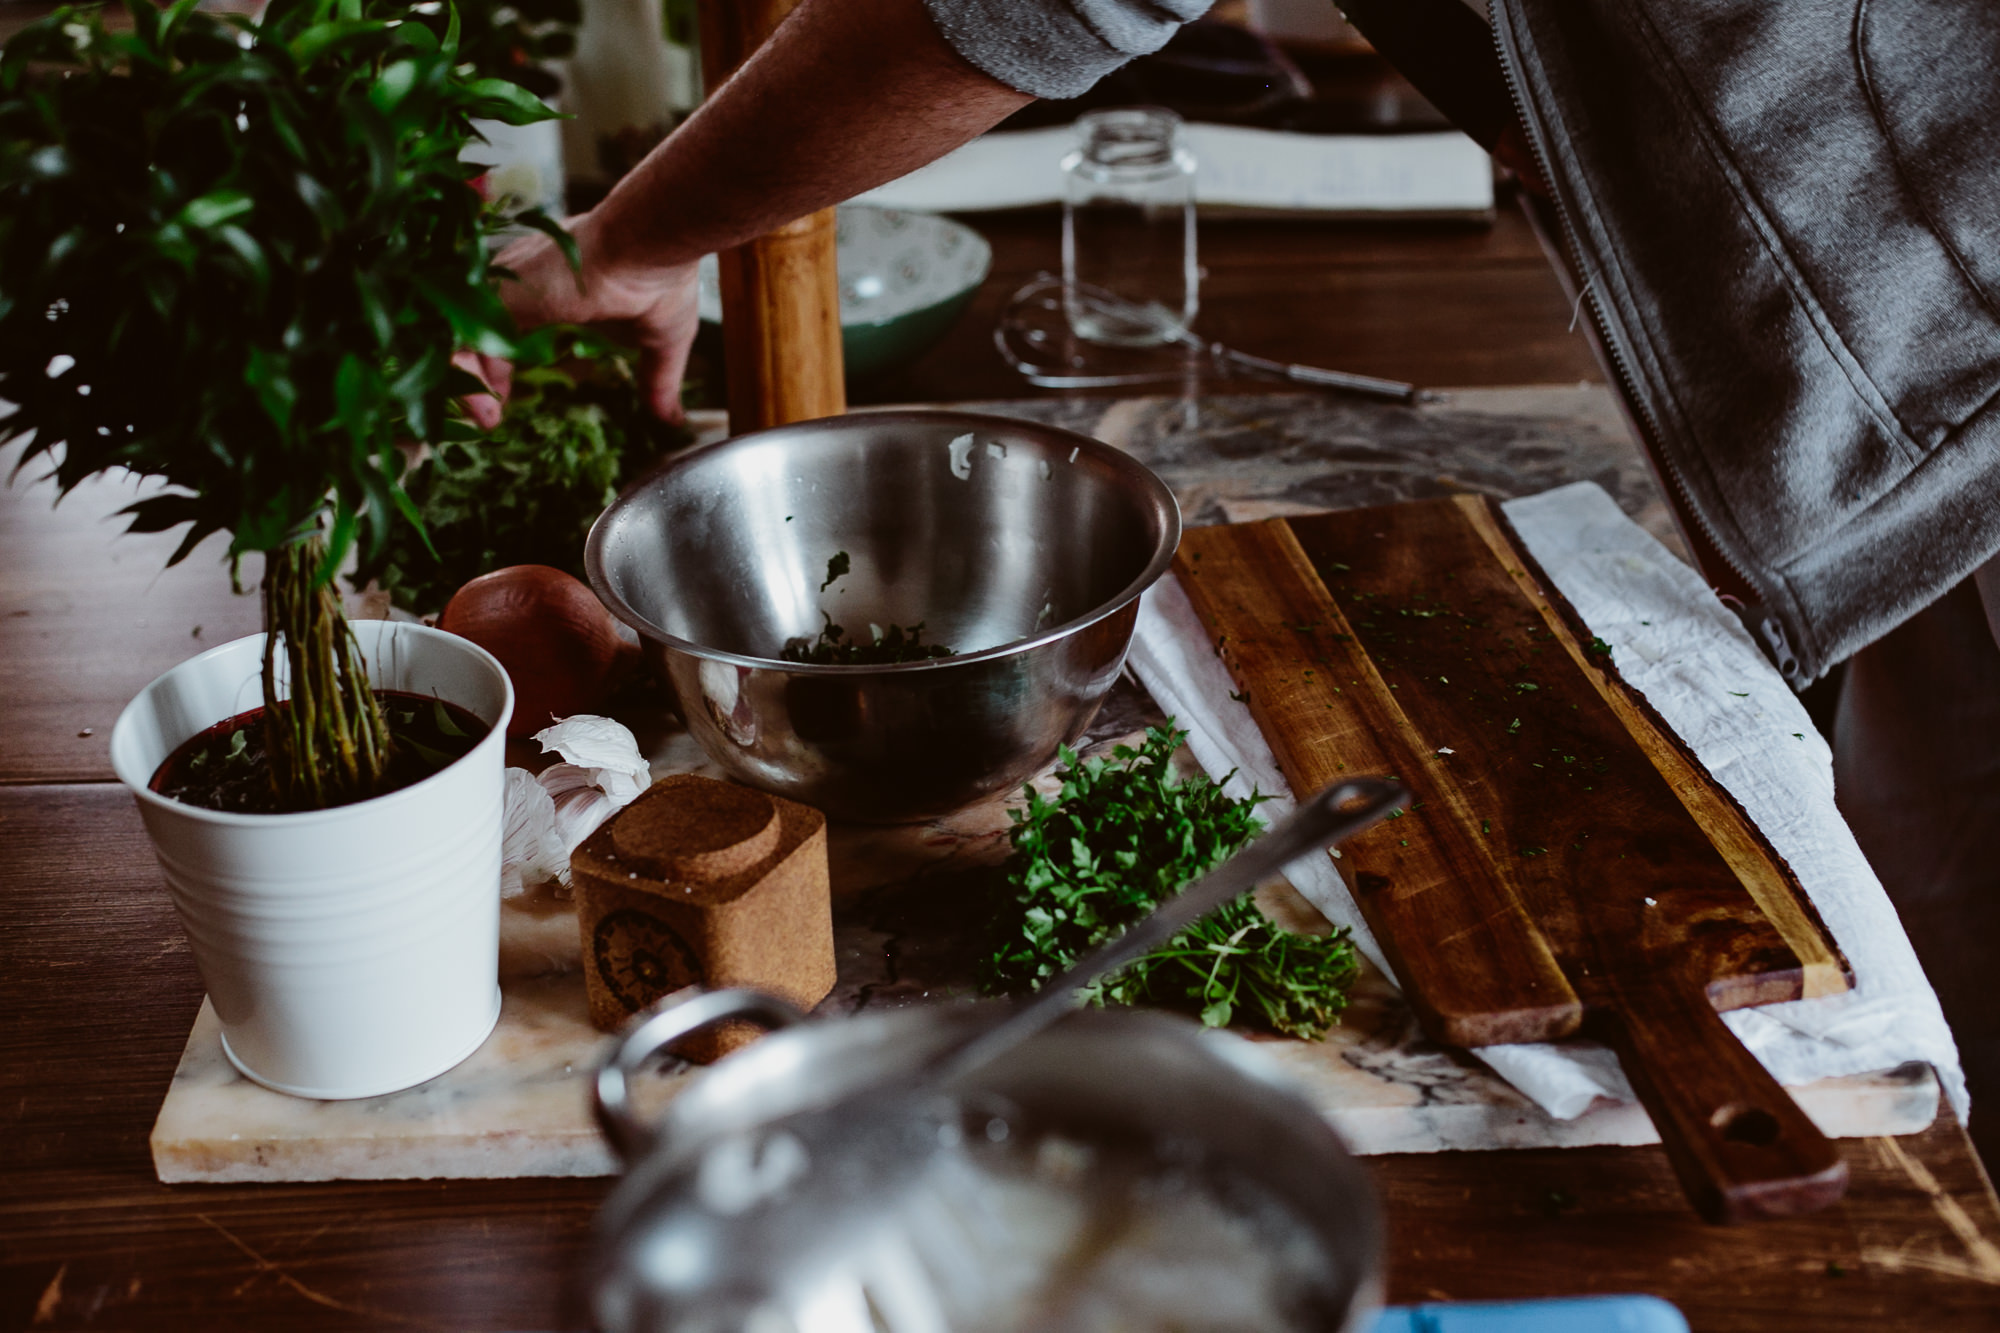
[1128,482,1966,1121]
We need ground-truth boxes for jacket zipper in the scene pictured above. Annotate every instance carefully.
[1486,6,1807,685]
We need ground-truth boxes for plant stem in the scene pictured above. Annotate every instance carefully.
[260,535,391,808]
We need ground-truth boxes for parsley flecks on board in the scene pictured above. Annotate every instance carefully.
[979,725,1360,1038]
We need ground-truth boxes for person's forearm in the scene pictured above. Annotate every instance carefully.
[583,0,1031,274]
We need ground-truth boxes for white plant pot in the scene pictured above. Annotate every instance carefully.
[109,621,513,1099]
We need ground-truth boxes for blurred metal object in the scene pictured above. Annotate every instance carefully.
[588,1007,1385,1333]
[1206,343,1426,402]
[996,272,1424,403]
[586,410,1180,823]
[585,781,1402,1332]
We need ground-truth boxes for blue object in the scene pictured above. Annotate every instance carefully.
[1373,1295,1689,1333]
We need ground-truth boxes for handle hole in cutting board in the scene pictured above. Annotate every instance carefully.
[1711,1105,1782,1146]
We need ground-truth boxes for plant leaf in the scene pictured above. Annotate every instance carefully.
[369,58,420,113]
[178,190,253,229]
[333,353,375,445]
[119,492,205,534]
[510,207,581,276]
[464,76,557,126]
[432,695,467,738]
[413,277,515,358]
[314,496,358,589]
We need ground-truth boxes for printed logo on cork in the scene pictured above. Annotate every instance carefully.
[593,907,702,1012]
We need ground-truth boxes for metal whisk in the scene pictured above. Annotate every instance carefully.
[996,273,1425,403]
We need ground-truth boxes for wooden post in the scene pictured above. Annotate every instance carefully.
[696,0,846,431]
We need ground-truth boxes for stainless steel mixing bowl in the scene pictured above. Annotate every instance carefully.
[586,410,1181,822]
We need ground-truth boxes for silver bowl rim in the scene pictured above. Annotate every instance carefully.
[585,408,1183,675]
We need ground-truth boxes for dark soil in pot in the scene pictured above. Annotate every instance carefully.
[150,690,490,814]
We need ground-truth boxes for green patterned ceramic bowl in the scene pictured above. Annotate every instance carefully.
[696,205,992,377]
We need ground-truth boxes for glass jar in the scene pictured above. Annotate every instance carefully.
[1061,107,1199,347]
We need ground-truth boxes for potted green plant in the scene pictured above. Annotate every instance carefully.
[0,0,570,1097]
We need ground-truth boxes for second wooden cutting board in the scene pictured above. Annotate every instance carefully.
[1176,495,1851,1223]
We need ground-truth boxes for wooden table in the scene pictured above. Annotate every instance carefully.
[5,207,1999,1331]
[852,204,1603,408]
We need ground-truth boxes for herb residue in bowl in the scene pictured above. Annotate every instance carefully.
[779,551,956,665]
[979,725,1360,1038]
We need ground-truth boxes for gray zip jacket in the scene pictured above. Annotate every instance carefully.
[935,0,2000,686]
[923,0,1213,100]
[1492,0,2000,685]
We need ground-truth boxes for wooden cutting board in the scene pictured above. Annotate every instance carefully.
[1175,495,1852,1223]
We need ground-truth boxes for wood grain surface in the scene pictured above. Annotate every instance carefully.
[3,788,1998,1329]
[1172,515,1582,1045]
[850,204,1604,406]
[0,464,262,785]
[1177,496,1853,1221]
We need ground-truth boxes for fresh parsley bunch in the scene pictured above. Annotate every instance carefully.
[981,725,1360,1038]
[351,332,691,612]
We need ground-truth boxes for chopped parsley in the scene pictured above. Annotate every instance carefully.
[818,551,850,593]
[979,726,1360,1038]
[780,551,955,664]
[780,615,954,665]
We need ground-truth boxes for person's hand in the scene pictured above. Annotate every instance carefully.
[464,210,702,428]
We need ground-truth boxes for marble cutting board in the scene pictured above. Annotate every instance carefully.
[151,388,1942,1183]
[150,692,1939,1184]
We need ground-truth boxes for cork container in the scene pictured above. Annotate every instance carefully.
[571,774,833,1061]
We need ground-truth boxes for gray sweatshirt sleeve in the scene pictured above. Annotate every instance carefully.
[923,0,1216,100]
